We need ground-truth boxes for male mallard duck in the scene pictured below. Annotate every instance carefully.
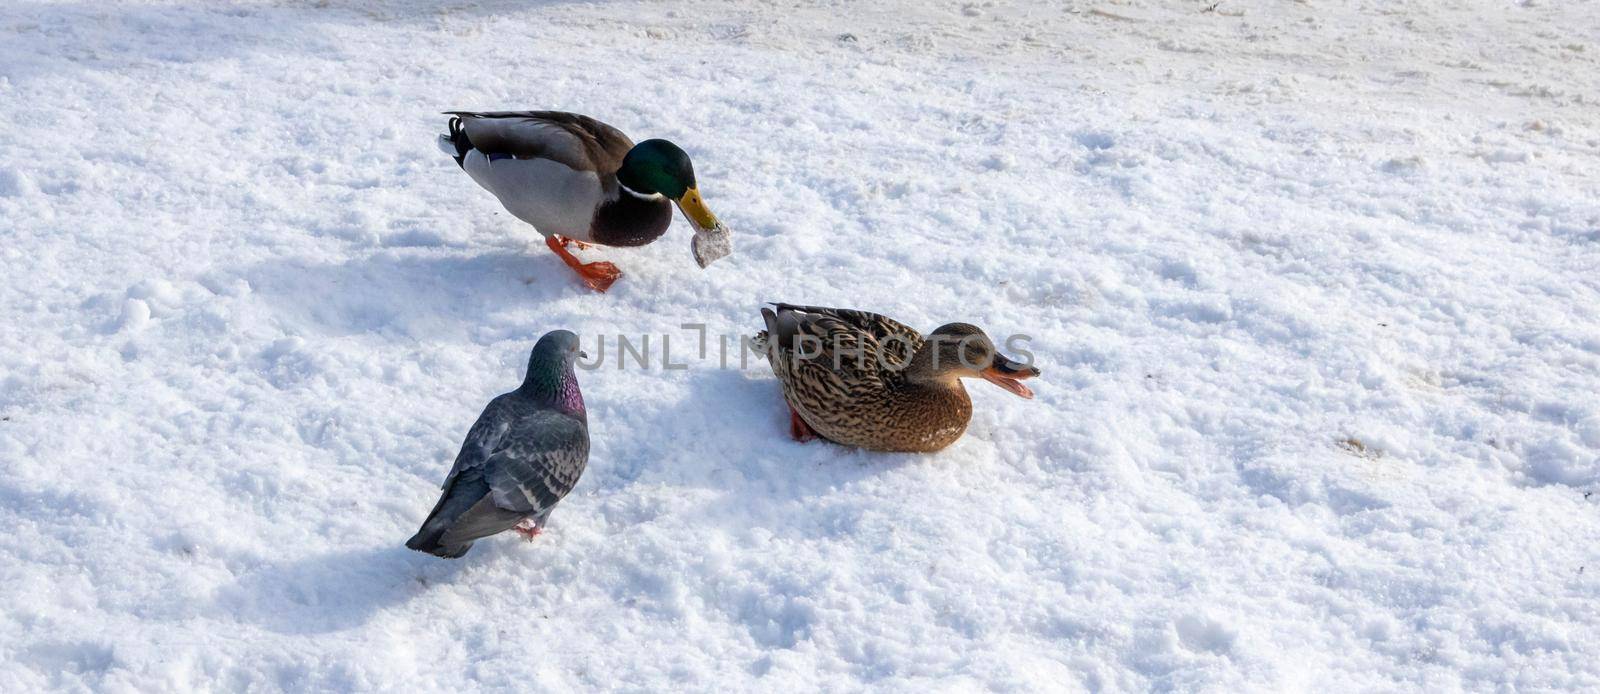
[438,111,730,292]
[755,303,1040,453]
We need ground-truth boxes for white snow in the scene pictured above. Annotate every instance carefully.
[3,0,1599,690]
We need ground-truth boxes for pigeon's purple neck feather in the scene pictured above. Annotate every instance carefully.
[520,359,585,417]
[553,370,585,416]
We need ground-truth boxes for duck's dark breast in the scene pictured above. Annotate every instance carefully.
[590,192,673,247]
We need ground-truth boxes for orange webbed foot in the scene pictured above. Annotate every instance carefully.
[576,261,621,293]
[546,235,622,292]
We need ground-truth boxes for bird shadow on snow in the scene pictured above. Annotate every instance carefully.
[591,367,922,527]
[243,248,578,339]
[212,544,467,635]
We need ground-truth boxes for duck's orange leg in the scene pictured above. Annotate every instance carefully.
[545,235,620,292]
[788,404,816,442]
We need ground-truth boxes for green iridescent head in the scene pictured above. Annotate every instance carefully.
[617,139,721,233]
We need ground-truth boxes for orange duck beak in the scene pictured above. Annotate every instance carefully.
[980,354,1040,399]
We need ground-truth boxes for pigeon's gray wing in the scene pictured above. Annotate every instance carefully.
[437,408,590,547]
[406,395,522,557]
[484,409,590,514]
[437,395,518,490]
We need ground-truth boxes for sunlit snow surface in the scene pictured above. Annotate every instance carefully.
[2,0,1599,690]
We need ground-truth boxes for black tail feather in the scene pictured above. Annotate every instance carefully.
[405,524,473,559]
[441,116,471,169]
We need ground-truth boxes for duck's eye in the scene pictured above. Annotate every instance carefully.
[955,344,989,369]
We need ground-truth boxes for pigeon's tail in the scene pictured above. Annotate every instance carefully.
[406,475,526,559]
[405,480,482,559]
[438,115,471,169]
[406,523,473,559]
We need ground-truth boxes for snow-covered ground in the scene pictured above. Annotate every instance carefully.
[3,0,1599,689]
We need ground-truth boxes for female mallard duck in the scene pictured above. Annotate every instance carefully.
[755,303,1040,453]
[438,111,731,292]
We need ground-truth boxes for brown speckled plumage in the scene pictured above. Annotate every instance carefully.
[755,304,1033,453]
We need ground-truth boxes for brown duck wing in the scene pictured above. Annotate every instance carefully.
[764,304,923,380]
[445,111,635,174]
[769,303,924,369]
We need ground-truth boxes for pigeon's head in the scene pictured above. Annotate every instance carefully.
[529,330,587,372]
[523,330,588,413]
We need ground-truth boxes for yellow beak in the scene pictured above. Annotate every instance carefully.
[675,187,722,232]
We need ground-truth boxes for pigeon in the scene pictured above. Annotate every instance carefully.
[406,330,590,558]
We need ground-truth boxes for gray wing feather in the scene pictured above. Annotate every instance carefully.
[484,409,590,514]
[440,395,517,489]
[447,403,588,515]
[438,495,530,547]
[446,111,634,173]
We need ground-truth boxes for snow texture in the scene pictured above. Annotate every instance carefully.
[2,0,1599,690]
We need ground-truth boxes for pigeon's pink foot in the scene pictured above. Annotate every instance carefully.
[513,520,543,542]
[788,405,816,443]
